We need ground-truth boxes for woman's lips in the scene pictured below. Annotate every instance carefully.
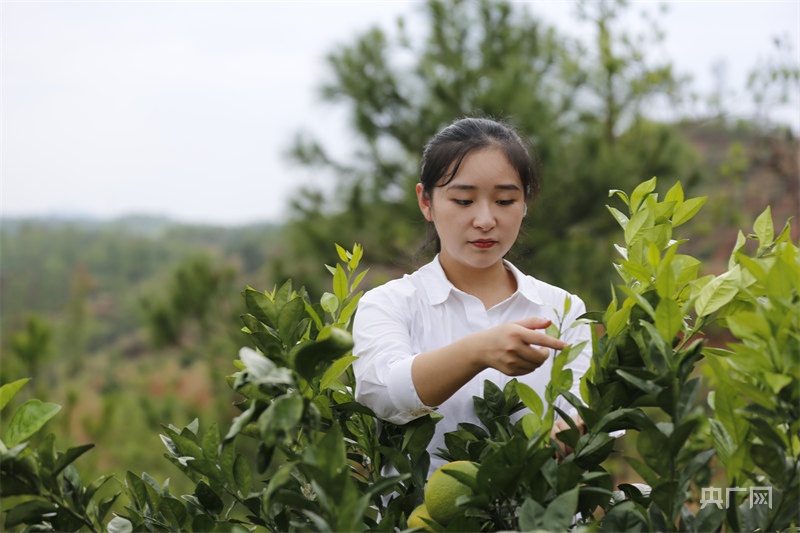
[471,240,497,249]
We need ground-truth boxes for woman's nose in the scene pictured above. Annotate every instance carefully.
[473,203,496,230]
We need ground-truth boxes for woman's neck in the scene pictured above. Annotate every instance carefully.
[439,256,517,309]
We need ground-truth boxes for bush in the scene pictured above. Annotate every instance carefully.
[1,180,797,532]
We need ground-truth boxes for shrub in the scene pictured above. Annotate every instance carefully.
[1,181,797,532]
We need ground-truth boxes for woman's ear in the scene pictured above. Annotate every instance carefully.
[416,183,434,222]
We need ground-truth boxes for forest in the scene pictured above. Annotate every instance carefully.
[1,0,798,531]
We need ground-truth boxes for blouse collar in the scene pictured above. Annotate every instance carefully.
[419,255,546,306]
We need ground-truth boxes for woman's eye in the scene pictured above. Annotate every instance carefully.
[497,199,516,206]
[454,199,472,206]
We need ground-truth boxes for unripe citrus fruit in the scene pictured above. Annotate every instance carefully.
[407,502,439,531]
[424,460,478,525]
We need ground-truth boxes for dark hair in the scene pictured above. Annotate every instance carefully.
[420,117,539,201]
[417,117,539,255]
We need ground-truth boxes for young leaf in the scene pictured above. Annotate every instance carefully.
[630,177,658,213]
[607,206,630,229]
[5,400,62,447]
[349,269,369,293]
[672,197,706,227]
[694,268,740,317]
[333,264,348,302]
[320,292,339,314]
[335,243,349,263]
[664,180,684,205]
[608,189,630,207]
[0,378,30,411]
[655,299,682,344]
[624,209,654,246]
[752,206,774,246]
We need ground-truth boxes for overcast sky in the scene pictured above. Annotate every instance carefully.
[2,0,799,226]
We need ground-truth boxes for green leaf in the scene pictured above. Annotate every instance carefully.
[53,443,94,477]
[518,497,546,531]
[637,427,670,474]
[752,206,774,246]
[541,486,580,531]
[664,180,684,204]
[263,462,296,508]
[672,196,707,227]
[291,326,353,382]
[107,515,134,533]
[729,231,747,269]
[258,394,304,443]
[335,243,349,263]
[694,268,740,317]
[233,454,253,495]
[201,424,220,463]
[338,293,362,325]
[303,300,324,330]
[607,305,632,337]
[158,496,188,529]
[607,206,630,229]
[5,400,61,447]
[625,456,660,487]
[3,498,59,528]
[194,480,224,515]
[602,500,649,532]
[303,424,346,476]
[625,209,654,245]
[615,370,661,396]
[321,292,339,314]
[735,253,768,286]
[675,377,700,422]
[219,441,236,485]
[609,189,630,206]
[0,378,30,411]
[333,264,348,302]
[709,419,734,463]
[520,412,542,439]
[349,269,369,293]
[278,296,306,345]
[655,299,682,343]
[516,382,544,418]
[126,471,149,509]
[242,288,277,327]
[751,443,786,484]
[630,177,657,212]
[320,355,357,391]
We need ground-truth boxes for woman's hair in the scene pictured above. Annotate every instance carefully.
[419,117,540,201]
[417,117,540,256]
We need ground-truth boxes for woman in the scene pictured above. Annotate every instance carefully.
[352,117,591,475]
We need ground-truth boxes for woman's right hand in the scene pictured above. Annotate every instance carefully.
[412,317,568,407]
[473,317,567,376]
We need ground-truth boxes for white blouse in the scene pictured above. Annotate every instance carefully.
[352,255,592,471]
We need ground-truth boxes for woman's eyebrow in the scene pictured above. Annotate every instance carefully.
[444,183,521,191]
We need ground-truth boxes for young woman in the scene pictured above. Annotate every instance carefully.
[352,117,591,474]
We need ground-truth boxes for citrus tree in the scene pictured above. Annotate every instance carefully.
[2,180,797,532]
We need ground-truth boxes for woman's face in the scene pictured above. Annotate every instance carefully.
[416,146,526,273]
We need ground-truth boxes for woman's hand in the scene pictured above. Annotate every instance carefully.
[412,317,567,407]
[475,317,567,376]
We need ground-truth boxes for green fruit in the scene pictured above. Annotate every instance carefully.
[424,460,478,525]
[407,502,439,531]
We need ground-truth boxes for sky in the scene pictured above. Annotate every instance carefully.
[2,0,799,226]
